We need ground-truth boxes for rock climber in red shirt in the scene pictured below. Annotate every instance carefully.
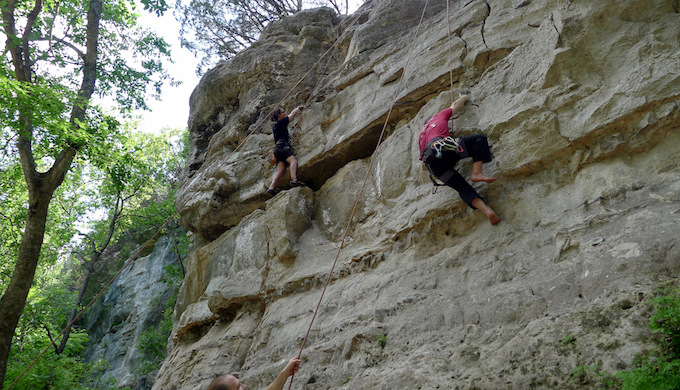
[418,94,500,225]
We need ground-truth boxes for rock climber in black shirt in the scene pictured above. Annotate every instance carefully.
[267,105,305,196]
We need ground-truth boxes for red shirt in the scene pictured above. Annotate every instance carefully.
[418,108,453,152]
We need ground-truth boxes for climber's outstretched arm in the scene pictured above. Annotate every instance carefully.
[265,357,301,390]
[450,94,469,115]
[288,105,305,121]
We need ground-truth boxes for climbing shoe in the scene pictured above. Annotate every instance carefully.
[266,188,279,196]
[290,179,306,187]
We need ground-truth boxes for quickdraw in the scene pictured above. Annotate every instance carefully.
[431,136,464,157]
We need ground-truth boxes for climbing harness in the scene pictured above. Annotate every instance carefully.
[425,166,453,194]
[420,135,467,194]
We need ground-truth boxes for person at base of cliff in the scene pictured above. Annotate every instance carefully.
[266,105,306,196]
[418,94,501,225]
[207,357,301,390]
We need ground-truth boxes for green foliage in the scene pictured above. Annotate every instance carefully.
[3,333,101,390]
[616,357,680,390]
[571,364,622,389]
[0,77,85,277]
[0,160,88,296]
[1,0,183,383]
[140,0,169,16]
[21,271,75,335]
[612,288,680,390]
[561,334,577,346]
[377,333,387,349]
[0,76,74,147]
[6,0,173,111]
[75,126,188,309]
[0,161,27,294]
[75,110,124,166]
[162,263,185,286]
[569,287,680,390]
[135,308,173,375]
[2,124,188,385]
[3,268,100,390]
[648,288,680,358]
[1,0,173,160]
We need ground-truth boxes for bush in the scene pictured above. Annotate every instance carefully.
[3,330,100,390]
[614,287,680,390]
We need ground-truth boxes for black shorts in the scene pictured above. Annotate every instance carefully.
[273,143,294,163]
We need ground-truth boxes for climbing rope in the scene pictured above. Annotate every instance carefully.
[5,6,372,390]
[292,10,354,138]
[446,0,456,106]
[287,1,431,388]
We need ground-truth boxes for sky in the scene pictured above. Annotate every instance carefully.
[136,1,365,134]
[136,10,200,133]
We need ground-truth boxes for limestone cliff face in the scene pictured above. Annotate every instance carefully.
[85,237,180,389]
[157,0,680,389]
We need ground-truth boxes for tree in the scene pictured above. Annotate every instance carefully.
[0,0,172,384]
[175,0,359,74]
[1,126,188,389]
[4,268,99,390]
[56,128,188,355]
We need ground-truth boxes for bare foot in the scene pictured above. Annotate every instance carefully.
[487,212,501,225]
[471,197,500,225]
[486,211,501,225]
[471,174,497,183]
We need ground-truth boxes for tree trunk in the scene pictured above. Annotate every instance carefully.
[0,186,54,385]
[55,262,94,355]
[0,0,103,384]
[56,193,118,355]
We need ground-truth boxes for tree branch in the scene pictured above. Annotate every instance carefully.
[3,0,40,183]
[93,192,124,259]
[45,146,77,191]
[68,0,102,129]
[169,232,185,277]
[0,211,17,235]
[43,324,60,354]
[2,133,18,153]
[47,1,61,56]
[76,230,98,255]
[36,36,86,60]
[1,0,25,81]
[22,0,43,81]
[17,127,39,194]
[45,0,103,192]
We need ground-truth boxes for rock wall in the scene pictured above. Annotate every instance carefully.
[85,236,180,389]
[157,0,680,389]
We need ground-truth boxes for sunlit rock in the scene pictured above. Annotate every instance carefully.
[160,1,680,389]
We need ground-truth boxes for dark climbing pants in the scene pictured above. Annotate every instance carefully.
[273,141,294,164]
[426,134,493,209]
